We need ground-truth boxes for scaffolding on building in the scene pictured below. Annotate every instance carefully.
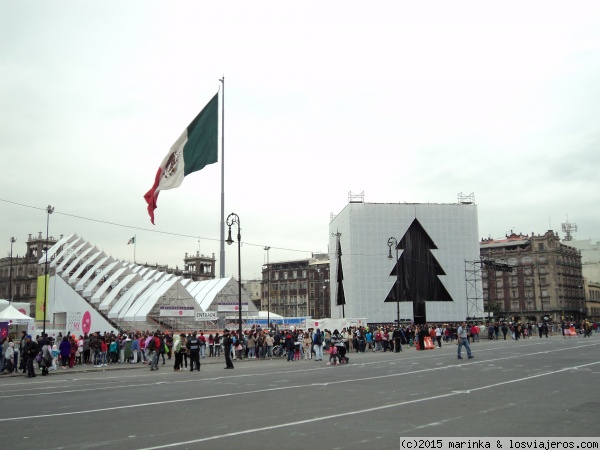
[464,260,485,320]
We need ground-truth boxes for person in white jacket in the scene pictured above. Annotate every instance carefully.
[2,341,15,374]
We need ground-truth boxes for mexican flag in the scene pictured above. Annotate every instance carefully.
[144,93,219,224]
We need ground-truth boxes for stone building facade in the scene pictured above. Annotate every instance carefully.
[585,280,600,320]
[0,232,58,316]
[262,254,330,319]
[480,230,585,322]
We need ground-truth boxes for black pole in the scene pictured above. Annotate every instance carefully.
[226,212,242,348]
[9,237,16,303]
[395,245,400,327]
[219,77,225,278]
[237,226,242,343]
[315,269,325,319]
[264,246,270,330]
[485,258,491,321]
[43,205,54,335]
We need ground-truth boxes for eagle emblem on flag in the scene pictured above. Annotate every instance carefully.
[163,148,182,179]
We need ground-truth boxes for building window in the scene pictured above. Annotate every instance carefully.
[538,243,545,251]
[292,270,297,278]
[283,272,288,280]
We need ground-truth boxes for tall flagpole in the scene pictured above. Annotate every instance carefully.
[134,235,137,264]
[219,76,225,278]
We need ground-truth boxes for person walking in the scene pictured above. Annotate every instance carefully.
[23,335,39,378]
[284,330,295,362]
[434,325,443,348]
[501,323,509,340]
[187,332,201,372]
[265,332,274,358]
[148,333,160,371]
[213,333,221,358]
[223,330,234,369]
[393,326,404,352]
[172,333,185,372]
[457,321,474,360]
[59,336,71,369]
[313,328,324,361]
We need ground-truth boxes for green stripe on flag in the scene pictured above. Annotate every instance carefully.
[183,93,219,176]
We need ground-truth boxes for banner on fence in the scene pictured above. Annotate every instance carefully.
[195,311,218,321]
[159,306,195,317]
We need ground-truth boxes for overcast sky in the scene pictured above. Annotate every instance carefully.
[1,1,599,281]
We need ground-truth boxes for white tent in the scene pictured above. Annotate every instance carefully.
[0,305,35,325]
[0,304,35,335]
[253,310,283,319]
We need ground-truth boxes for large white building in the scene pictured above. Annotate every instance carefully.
[562,238,600,284]
[328,200,483,324]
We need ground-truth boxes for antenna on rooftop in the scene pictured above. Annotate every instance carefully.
[561,217,577,241]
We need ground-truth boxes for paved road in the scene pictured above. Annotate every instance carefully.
[1,335,599,449]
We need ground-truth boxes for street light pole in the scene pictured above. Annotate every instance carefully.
[387,237,400,328]
[264,246,270,330]
[43,205,54,335]
[316,268,322,319]
[9,237,16,303]
[226,213,242,345]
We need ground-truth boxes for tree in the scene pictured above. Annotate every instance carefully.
[386,218,453,324]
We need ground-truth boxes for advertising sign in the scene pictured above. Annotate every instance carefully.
[11,302,30,316]
[195,311,218,321]
[217,302,248,312]
[35,274,48,321]
[0,322,8,340]
[159,306,195,317]
[66,311,92,335]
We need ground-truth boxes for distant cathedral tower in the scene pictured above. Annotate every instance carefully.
[184,252,216,280]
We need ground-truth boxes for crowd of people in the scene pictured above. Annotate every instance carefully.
[1,319,596,378]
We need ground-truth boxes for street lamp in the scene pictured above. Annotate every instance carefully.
[226,213,242,345]
[43,205,54,335]
[264,246,270,330]
[388,237,401,328]
[316,268,322,319]
[9,237,16,303]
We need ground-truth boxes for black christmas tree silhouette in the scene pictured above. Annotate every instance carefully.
[335,238,345,308]
[385,218,453,324]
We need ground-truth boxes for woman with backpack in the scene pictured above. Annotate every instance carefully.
[312,328,324,361]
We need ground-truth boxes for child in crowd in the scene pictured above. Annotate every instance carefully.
[327,344,338,366]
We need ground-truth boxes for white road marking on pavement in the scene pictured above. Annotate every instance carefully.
[134,361,600,450]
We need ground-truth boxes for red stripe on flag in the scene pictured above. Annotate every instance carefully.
[143,167,162,225]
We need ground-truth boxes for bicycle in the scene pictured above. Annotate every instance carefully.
[272,345,286,358]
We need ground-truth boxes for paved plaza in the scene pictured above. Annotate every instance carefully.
[1,335,599,449]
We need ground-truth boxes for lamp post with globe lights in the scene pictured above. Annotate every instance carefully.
[387,237,401,328]
[225,213,243,344]
[43,205,54,335]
